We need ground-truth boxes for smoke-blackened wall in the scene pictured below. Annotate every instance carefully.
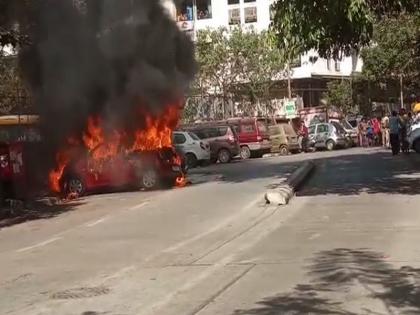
[18,0,195,163]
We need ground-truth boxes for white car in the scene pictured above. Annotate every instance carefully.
[172,131,211,168]
[408,121,420,153]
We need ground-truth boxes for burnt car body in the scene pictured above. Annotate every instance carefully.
[59,147,185,196]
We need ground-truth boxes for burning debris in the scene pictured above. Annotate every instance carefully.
[15,0,195,194]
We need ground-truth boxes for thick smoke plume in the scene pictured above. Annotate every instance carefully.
[18,0,195,163]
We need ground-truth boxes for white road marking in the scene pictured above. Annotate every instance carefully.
[85,216,109,228]
[308,233,321,240]
[128,201,149,211]
[103,265,136,281]
[16,237,63,253]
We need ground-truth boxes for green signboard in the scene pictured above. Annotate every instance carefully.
[285,101,297,119]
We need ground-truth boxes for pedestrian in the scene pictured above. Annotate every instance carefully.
[389,111,400,155]
[381,114,390,148]
[372,117,381,146]
[366,121,374,147]
[298,121,309,152]
[358,118,367,147]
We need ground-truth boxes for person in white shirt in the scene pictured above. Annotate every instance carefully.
[381,115,390,148]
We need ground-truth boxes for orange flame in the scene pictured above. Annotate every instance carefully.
[49,104,182,193]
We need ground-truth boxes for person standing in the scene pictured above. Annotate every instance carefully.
[389,111,401,155]
[372,117,381,146]
[381,114,390,148]
[358,118,367,147]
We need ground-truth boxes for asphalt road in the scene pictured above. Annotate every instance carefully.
[1,147,420,315]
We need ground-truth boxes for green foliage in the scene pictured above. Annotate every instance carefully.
[323,80,354,114]
[361,13,420,88]
[270,0,419,60]
[194,27,285,117]
[0,54,30,114]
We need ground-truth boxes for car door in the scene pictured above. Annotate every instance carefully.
[315,124,329,147]
[172,132,188,156]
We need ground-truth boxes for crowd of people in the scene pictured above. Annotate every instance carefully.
[358,109,419,155]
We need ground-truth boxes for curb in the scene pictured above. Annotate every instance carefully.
[265,161,315,205]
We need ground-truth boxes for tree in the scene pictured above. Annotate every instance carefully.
[323,80,354,114]
[0,53,31,114]
[193,27,285,118]
[270,0,418,60]
[361,13,420,100]
[229,27,285,115]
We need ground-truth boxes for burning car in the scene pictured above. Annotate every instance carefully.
[59,145,185,196]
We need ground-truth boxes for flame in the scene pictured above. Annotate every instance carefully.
[49,104,182,193]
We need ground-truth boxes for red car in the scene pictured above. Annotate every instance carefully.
[226,118,271,159]
[59,147,185,196]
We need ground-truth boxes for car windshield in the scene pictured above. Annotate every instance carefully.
[332,122,346,133]
[188,132,200,140]
[257,121,268,133]
[341,120,353,130]
[281,124,295,135]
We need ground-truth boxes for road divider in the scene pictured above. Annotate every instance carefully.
[265,161,315,205]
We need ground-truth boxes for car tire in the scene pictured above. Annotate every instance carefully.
[185,153,198,169]
[414,140,420,154]
[326,140,335,151]
[240,146,251,160]
[279,145,289,156]
[218,149,231,164]
[64,176,86,196]
[141,169,159,190]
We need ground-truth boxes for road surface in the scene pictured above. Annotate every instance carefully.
[1,147,420,315]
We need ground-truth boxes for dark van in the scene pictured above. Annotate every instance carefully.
[181,124,240,163]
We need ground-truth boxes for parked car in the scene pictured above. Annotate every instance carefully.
[226,118,271,159]
[268,123,300,155]
[308,122,347,151]
[409,121,420,153]
[172,131,210,168]
[182,124,240,164]
[330,119,358,146]
[59,146,184,196]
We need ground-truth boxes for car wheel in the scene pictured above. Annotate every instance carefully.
[326,140,335,151]
[185,153,198,169]
[279,145,289,156]
[240,146,251,160]
[65,177,86,196]
[414,140,420,154]
[141,169,159,189]
[218,149,231,164]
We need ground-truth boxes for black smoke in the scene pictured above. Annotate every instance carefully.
[17,0,195,162]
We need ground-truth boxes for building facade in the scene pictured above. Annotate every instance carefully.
[165,0,363,107]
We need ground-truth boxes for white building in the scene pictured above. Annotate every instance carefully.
[164,0,363,107]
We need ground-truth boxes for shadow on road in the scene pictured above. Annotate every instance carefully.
[190,149,420,196]
[0,200,84,230]
[233,248,420,315]
[297,150,420,196]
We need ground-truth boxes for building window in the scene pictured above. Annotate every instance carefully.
[228,0,239,4]
[335,60,341,71]
[177,0,193,21]
[327,59,331,71]
[177,0,212,21]
[229,8,241,25]
[197,0,212,20]
[244,7,257,23]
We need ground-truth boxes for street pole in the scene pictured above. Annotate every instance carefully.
[400,74,404,109]
[192,0,197,42]
[287,63,292,99]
